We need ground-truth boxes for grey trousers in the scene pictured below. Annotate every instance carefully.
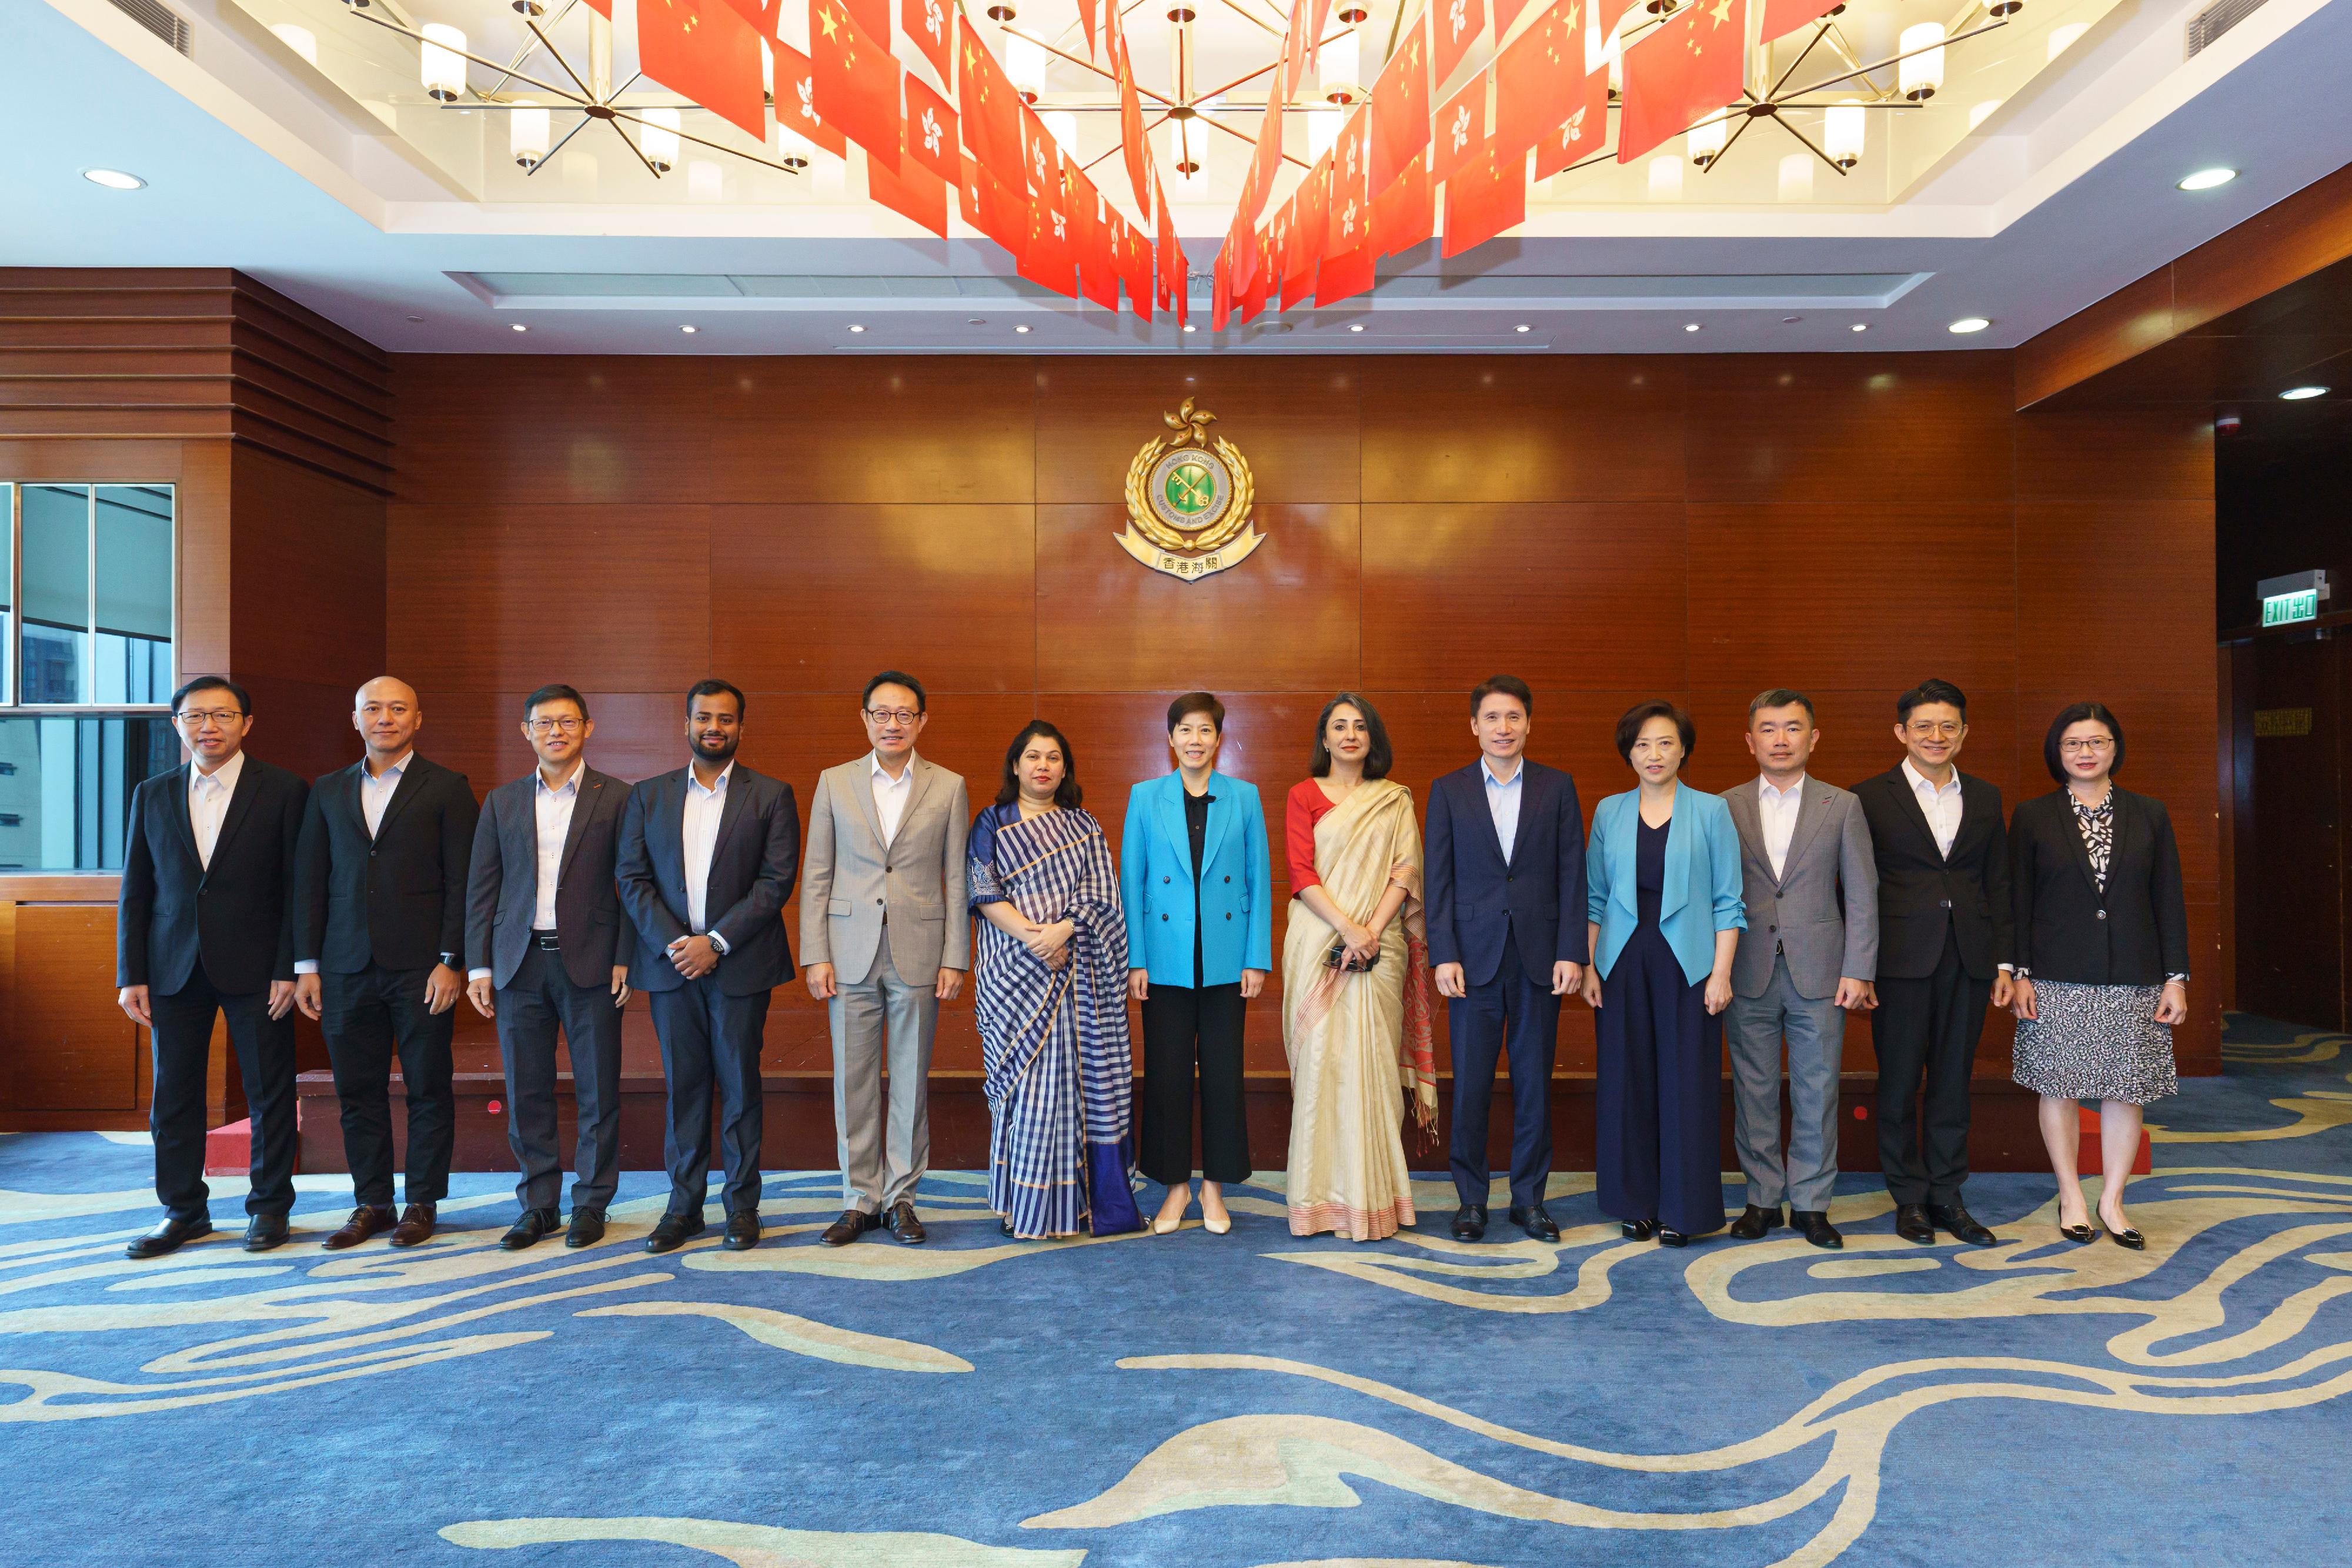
[496,940,624,1214]
[1724,952,1843,1212]
[830,942,938,1212]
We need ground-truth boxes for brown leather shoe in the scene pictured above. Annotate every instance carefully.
[388,1203,437,1248]
[887,1201,927,1245]
[820,1209,881,1248]
[321,1205,396,1251]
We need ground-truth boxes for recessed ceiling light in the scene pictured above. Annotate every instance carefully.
[1850,323,1868,333]
[1947,316,1991,334]
[1683,323,1701,333]
[1348,323,1365,332]
[681,324,699,334]
[2177,166,2237,192]
[1014,324,1031,334]
[1181,323,1196,333]
[2278,385,2330,401]
[406,314,425,323]
[845,324,863,333]
[82,168,145,190]
[510,323,528,332]
[1514,323,1532,333]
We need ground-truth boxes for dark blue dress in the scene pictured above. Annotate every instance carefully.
[1594,815,1725,1236]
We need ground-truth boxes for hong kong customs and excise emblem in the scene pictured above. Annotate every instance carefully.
[1117,397,1263,581]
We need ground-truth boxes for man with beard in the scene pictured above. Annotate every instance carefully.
[616,680,800,1253]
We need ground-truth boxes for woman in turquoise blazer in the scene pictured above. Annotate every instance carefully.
[1578,701,1746,1245]
[1120,693,1274,1235]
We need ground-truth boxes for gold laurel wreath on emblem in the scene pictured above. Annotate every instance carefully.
[1123,397,1255,554]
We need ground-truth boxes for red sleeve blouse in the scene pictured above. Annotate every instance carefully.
[1286,780,1335,890]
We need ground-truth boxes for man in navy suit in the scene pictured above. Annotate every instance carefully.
[1426,676,1588,1242]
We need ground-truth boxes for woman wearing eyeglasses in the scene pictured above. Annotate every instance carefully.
[2007,703,2190,1251]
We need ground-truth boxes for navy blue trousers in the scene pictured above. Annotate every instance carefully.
[1595,922,1725,1237]
[649,976,773,1218]
[1446,938,1563,1210]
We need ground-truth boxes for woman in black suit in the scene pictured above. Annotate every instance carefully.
[2008,703,2189,1249]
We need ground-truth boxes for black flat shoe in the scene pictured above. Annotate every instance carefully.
[1507,1205,1559,1243]
[1621,1219,1657,1242]
[2100,1220,2146,1251]
[1728,1203,1783,1241]
[2058,1223,2097,1245]
[126,1215,212,1260]
[1656,1228,1690,1248]
[1451,1205,1488,1242]
[564,1210,606,1249]
[242,1214,290,1252]
[1927,1203,1997,1248]
[1894,1203,1936,1245]
[644,1212,706,1254]
[1000,1218,1015,1238]
[1790,1210,1843,1249]
[499,1208,563,1251]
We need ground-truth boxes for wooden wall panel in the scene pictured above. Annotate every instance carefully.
[1034,359,1363,503]
[1359,358,1687,503]
[708,358,1037,504]
[5,905,138,1113]
[1685,355,2017,506]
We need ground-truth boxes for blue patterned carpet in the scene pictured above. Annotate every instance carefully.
[6,1013,2351,1567]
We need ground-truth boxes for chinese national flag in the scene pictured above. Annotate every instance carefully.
[1372,149,1433,256]
[903,72,958,183]
[957,17,1021,175]
[1073,177,1121,311]
[1430,68,1486,189]
[773,39,848,155]
[1531,62,1609,180]
[901,0,953,82]
[1118,218,1153,321]
[1492,0,1580,163]
[961,152,1025,250]
[719,0,779,35]
[1282,0,1313,99]
[1241,92,1285,225]
[1442,145,1526,257]
[810,0,902,172]
[1618,0,1746,165]
[639,0,767,142]
[1020,179,1077,299]
[844,0,890,42]
[868,132,947,236]
[1241,232,1272,322]
[1759,0,1840,40]
[1368,16,1428,195]
[1078,0,1110,58]
[1431,0,1487,92]
[1114,28,1155,222]
[1157,183,1188,327]
[1284,161,1329,311]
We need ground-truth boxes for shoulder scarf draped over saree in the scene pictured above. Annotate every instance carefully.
[1279,778,1437,1241]
[968,805,1143,1239]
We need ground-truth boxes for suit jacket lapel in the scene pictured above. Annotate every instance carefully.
[1475,764,1515,871]
[163,761,201,870]
[709,765,753,866]
[900,757,940,841]
[847,758,888,855]
[1659,794,1693,924]
[1725,781,1767,884]
[373,755,430,840]
[1784,784,1833,880]
[205,758,264,874]
[1886,768,1942,862]
[1155,774,1191,870]
[2058,790,2104,894]
[1200,771,1237,873]
[555,769,604,887]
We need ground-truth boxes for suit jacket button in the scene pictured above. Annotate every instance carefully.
[2096,910,2107,920]
[1224,875,1231,883]
[1162,875,1170,884]
[876,898,884,905]
[1225,912,1232,921]
[1161,913,1169,921]
[1769,924,1776,932]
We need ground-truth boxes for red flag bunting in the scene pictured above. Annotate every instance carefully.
[1156,179,1188,327]
[1284,158,1329,310]
[1073,175,1120,310]
[1372,149,1433,256]
[961,151,1025,250]
[1492,0,1579,162]
[1327,106,1371,253]
[1442,145,1526,257]
[1242,91,1285,225]
[901,0,954,82]
[1241,231,1272,322]
[1430,68,1486,189]
[903,72,958,183]
[1118,217,1153,320]
[1759,0,1842,40]
[1368,17,1429,195]
[1113,25,1155,223]
[1430,0,1488,92]
[868,130,948,235]
[1020,173,1077,298]
[1618,0,1746,165]
[810,0,902,171]
[773,38,848,156]
[957,17,1021,174]
[719,0,781,36]
[1531,58,1609,180]
[639,0,767,142]
[844,0,890,43]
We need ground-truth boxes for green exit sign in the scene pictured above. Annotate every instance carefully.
[2264,590,2320,627]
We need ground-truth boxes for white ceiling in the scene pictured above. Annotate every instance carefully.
[8,0,2352,360]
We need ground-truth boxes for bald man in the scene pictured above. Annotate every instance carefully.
[293,677,479,1249]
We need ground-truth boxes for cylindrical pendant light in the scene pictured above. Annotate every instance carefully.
[776,122,813,170]
[1165,118,1199,179]
[643,107,681,173]
[1321,9,1367,103]
[1825,99,1865,168]
[1899,23,1945,101]
[420,24,468,102]
[1006,36,1046,101]
[1688,115,1726,169]
[511,101,551,169]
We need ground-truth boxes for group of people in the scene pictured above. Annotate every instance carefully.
[113,667,2190,1263]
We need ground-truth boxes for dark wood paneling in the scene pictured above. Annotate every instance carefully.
[1033,358,1363,503]
[232,445,387,692]
[1359,357,1687,503]
[4,905,137,1112]
[389,356,716,507]
[2016,501,2216,698]
[2015,408,2214,502]
[1685,355,2016,506]
[706,358,1037,505]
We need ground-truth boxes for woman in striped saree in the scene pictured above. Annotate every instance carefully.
[968,721,1143,1240]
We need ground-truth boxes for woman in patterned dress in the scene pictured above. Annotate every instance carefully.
[2009,703,2190,1250]
[967,721,1142,1240]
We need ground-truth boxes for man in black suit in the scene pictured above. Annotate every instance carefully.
[464,684,633,1252]
[115,677,309,1258]
[293,676,479,1251]
[1425,675,1587,1243]
[617,680,799,1255]
[1853,678,2014,1248]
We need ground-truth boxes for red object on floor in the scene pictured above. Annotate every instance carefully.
[2077,1106,2153,1175]
[203,1118,251,1177]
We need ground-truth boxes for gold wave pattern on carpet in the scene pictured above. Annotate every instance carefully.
[440,1516,1084,1564]
[2154,1029,2352,1142]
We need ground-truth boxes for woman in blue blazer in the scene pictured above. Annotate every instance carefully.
[1578,701,1747,1245]
[1120,693,1274,1235]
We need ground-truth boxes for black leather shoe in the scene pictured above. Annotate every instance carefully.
[2100,1219,2146,1251]
[564,1210,606,1249]
[1791,1210,1843,1249]
[2058,1222,2097,1245]
[723,1210,761,1251]
[1928,1203,1997,1247]
[1894,1203,1936,1244]
[1508,1204,1560,1242]
[1728,1203,1783,1241]
[644,1212,706,1254]
[1656,1228,1690,1248]
[887,1201,927,1245]
[820,1209,881,1247]
[1621,1218,1658,1242]
[1451,1205,1488,1242]
[500,1208,563,1251]
[126,1215,211,1260]
[242,1214,290,1252]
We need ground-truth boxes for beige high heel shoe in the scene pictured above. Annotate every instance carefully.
[1152,1191,1191,1235]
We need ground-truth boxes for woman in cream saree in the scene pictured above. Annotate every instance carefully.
[1281,696,1438,1241]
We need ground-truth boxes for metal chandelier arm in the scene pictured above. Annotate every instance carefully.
[523,17,599,103]
[1000,24,1182,106]
[346,8,584,106]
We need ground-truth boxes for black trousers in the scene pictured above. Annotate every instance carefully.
[1447,937,1563,1211]
[649,975,773,1218]
[1871,927,1990,1206]
[1138,981,1251,1185]
[148,971,298,1222]
[322,962,456,1207]
[496,940,626,1214]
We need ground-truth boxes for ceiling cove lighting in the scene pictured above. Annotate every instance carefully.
[1947,316,1991,334]
[2178,167,2237,191]
[2278,386,2329,401]
[82,168,146,189]
[1898,24,1946,102]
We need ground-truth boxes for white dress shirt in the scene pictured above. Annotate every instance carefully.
[467,766,583,982]
[870,752,916,847]
[188,749,246,871]
[360,751,412,839]
[1758,773,1806,880]
[1481,756,1524,865]
[1901,757,1964,860]
[682,761,733,937]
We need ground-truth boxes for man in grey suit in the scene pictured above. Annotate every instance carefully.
[800,670,970,1248]
[1723,690,1879,1250]
[617,680,800,1255]
[464,684,633,1253]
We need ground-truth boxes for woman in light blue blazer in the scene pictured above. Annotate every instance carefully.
[1578,701,1747,1245]
[1120,693,1274,1235]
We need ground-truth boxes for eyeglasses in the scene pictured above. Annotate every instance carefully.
[864,707,921,726]
[2059,736,2116,754]
[1905,721,1964,739]
[175,708,244,728]
[526,717,584,734]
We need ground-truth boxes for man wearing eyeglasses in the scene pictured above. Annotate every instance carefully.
[115,677,310,1258]
[463,685,634,1252]
[617,679,800,1254]
[800,670,970,1246]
